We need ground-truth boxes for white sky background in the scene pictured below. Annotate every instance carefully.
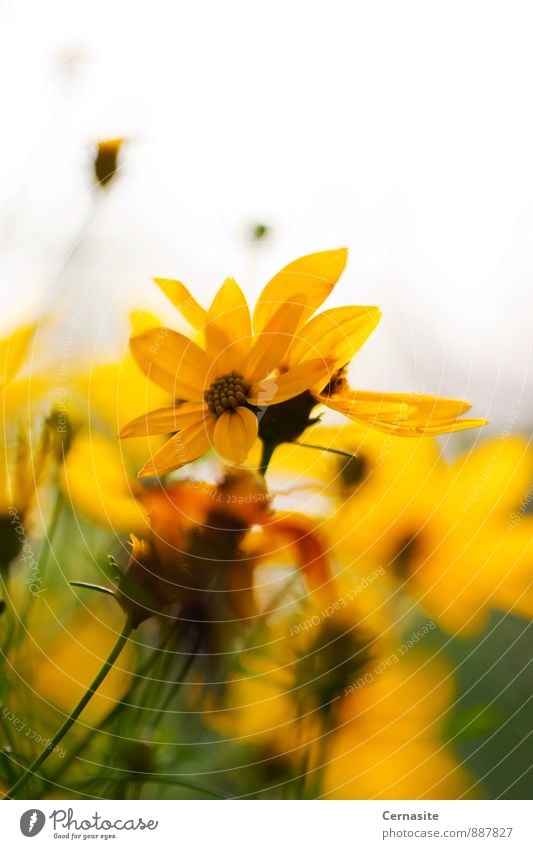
[1,0,532,431]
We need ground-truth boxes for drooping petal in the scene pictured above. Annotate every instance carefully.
[249,358,333,406]
[153,278,208,330]
[287,305,381,371]
[244,300,307,384]
[130,327,209,398]
[323,388,488,436]
[253,248,348,334]
[213,407,258,464]
[120,402,208,437]
[390,418,489,436]
[205,277,252,376]
[319,393,415,422]
[350,391,473,420]
[138,419,214,476]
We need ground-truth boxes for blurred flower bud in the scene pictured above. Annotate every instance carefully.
[115,534,180,628]
[94,138,124,188]
[251,222,270,242]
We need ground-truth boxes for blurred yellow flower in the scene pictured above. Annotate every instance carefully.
[0,324,52,572]
[121,249,485,477]
[331,431,533,634]
[30,610,134,726]
[209,598,473,799]
[61,431,149,534]
[323,653,474,799]
[60,312,168,531]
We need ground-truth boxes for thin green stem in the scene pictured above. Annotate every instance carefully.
[153,628,201,716]
[295,441,356,460]
[6,489,64,662]
[48,626,177,785]
[79,773,229,799]
[5,618,133,799]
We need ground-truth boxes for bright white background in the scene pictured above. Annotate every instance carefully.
[1,0,532,429]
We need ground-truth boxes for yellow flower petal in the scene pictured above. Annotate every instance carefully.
[138,419,214,476]
[352,391,473,420]
[0,323,36,384]
[320,394,414,422]
[153,278,207,329]
[213,407,258,464]
[396,418,489,436]
[244,300,307,384]
[205,277,252,376]
[287,305,381,370]
[120,401,208,437]
[323,389,488,435]
[129,310,162,334]
[130,327,209,398]
[249,358,333,406]
[253,248,348,334]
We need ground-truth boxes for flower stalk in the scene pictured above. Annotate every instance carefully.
[5,617,133,799]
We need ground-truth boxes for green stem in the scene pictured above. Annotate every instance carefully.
[295,441,356,460]
[153,628,201,716]
[5,618,133,799]
[258,441,276,476]
[80,773,229,799]
[1,490,64,670]
[17,489,63,630]
[48,627,176,786]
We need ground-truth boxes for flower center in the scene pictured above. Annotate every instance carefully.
[204,371,251,417]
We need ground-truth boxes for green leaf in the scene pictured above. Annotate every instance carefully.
[69,581,117,599]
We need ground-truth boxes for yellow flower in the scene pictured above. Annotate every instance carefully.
[93,137,124,188]
[208,599,473,799]
[29,609,134,726]
[331,432,533,634]
[322,653,475,799]
[121,249,486,476]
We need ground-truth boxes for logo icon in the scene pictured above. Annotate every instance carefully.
[20,810,46,837]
